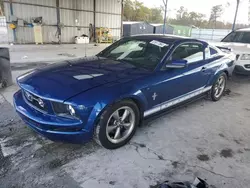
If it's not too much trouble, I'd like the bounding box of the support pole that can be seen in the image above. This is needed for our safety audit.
[162,0,168,34]
[9,0,16,43]
[93,0,96,41]
[121,0,124,37]
[232,0,240,31]
[56,0,61,44]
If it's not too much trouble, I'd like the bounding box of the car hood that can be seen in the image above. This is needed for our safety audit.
[17,56,150,101]
[211,42,250,54]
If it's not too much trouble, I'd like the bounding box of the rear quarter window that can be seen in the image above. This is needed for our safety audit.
[210,47,218,55]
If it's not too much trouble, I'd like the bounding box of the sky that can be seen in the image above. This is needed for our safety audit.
[141,0,249,24]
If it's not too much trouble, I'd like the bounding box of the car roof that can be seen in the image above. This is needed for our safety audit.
[236,28,250,32]
[127,34,191,43]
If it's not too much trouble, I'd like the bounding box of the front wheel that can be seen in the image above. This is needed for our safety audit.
[94,100,140,149]
[210,72,227,101]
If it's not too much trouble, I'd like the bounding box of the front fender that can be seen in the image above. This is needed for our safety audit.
[67,83,148,133]
[86,89,148,131]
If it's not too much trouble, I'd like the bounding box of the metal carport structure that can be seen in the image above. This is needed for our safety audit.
[2,0,122,44]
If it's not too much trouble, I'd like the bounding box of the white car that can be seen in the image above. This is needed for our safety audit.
[216,28,250,74]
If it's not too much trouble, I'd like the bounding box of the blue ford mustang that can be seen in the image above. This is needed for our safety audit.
[13,35,235,149]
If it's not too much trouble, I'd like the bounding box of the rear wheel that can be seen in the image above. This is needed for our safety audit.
[210,72,227,101]
[94,100,140,149]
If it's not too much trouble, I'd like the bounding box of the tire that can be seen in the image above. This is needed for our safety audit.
[94,100,140,149]
[210,72,227,101]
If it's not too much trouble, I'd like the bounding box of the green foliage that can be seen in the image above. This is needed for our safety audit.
[208,5,224,28]
[123,0,163,23]
[169,6,206,27]
[123,0,248,29]
[0,0,4,16]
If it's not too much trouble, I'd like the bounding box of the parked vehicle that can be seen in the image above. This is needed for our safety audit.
[13,35,235,149]
[219,28,250,74]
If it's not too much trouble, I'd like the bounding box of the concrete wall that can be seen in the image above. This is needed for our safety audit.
[3,0,122,44]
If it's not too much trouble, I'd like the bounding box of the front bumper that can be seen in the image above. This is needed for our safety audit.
[234,59,250,74]
[234,65,250,75]
[13,90,92,143]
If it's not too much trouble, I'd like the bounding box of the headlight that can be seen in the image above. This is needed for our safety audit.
[67,105,76,116]
[240,54,250,60]
[52,102,78,119]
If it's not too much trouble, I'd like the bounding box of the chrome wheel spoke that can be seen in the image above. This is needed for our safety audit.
[122,123,131,128]
[218,78,223,85]
[114,127,121,139]
[121,109,129,121]
[107,125,117,133]
[113,110,120,121]
[214,88,219,96]
[214,87,219,94]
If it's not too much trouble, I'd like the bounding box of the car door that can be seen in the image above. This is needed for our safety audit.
[159,42,212,105]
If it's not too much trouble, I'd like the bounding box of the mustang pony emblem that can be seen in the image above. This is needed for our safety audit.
[152,92,157,100]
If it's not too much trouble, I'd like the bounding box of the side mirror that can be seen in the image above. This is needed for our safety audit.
[165,59,188,69]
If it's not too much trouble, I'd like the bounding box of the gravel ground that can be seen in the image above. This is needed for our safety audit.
[0,74,250,188]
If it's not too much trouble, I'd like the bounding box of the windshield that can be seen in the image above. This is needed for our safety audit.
[98,38,170,70]
[222,31,250,44]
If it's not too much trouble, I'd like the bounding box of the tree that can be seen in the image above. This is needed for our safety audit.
[134,0,149,21]
[176,6,188,20]
[188,12,206,27]
[0,0,4,16]
[123,0,163,23]
[123,0,134,21]
[123,1,246,30]
[209,5,224,29]
[150,8,163,23]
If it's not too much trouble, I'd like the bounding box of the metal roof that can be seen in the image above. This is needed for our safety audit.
[123,21,141,25]
[150,23,163,26]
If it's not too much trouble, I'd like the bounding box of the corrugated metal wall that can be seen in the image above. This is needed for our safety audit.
[0,17,8,43]
[95,0,121,40]
[3,2,14,42]
[59,0,94,43]
[3,0,122,43]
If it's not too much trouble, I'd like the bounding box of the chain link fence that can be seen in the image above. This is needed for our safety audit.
[191,29,232,42]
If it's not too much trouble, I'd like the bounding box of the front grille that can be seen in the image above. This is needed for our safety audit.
[22,90,48,112]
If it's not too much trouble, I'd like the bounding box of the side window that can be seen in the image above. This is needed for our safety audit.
[171,43,204,64]
[205,46,219,59]
[210,47,218,56]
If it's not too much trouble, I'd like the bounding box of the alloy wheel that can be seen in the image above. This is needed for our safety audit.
[214,76,226,98]
[106,106,136,144]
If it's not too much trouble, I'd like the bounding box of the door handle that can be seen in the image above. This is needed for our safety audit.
[201,67,206,72]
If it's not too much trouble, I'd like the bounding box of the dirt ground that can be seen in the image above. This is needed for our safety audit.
[0,74,250,188]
